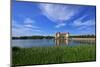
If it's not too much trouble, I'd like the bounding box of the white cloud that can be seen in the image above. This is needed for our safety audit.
[79,26,95,35]
[23,18,40,29]
[24,18,35,24]
[55,23,66,28]
[72,15,96,31]
[12,18,43,36]
[39,4,82,22]
[12,20,23,28]
[24,24,33,27]
[24,24,40,29]
[73,18,95,26]
[39,3,82,28]
[72,15,95,31]
[23,27,42,32]
[12,26,43,36]
[12,28,23,37]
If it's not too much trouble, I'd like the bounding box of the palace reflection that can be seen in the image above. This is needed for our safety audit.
[55,32,69,46]
[55,39,69,46]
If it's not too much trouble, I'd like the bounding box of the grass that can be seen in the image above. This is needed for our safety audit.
[12,44,96,66]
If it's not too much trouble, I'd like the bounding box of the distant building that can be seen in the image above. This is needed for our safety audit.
[55,32,69,39]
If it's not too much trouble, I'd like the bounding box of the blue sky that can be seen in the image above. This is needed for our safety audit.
[12,0,96,36]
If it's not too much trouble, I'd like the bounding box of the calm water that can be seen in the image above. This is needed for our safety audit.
[12,39,95,48]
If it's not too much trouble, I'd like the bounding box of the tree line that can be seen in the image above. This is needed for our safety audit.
[69,34,96,38]
[12,36,54,39]
[12,34,96,39]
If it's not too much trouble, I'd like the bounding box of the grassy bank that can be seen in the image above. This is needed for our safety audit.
[12,45,96,66]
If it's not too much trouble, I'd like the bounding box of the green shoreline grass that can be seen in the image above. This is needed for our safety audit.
[12,44,96,66]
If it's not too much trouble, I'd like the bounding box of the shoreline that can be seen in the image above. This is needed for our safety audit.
[71,38,96,41]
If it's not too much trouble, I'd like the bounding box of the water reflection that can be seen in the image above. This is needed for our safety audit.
[12,38,96,48]
[55,39,69,46]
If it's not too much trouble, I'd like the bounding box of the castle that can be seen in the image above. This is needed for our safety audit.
[55,32,69,39]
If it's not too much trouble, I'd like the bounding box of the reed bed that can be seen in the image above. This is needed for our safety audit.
[12,44,96,66]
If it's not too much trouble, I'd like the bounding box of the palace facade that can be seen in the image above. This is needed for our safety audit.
[55,32,69,39]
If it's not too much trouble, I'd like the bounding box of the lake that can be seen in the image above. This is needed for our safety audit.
[12,38,95,48]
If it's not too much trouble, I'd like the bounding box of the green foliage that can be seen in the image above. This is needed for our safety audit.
[12,36,54,39]
[12,47,20,51]
[12,34,96,39]
[69,34,96,38]
[12,45,96,66]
